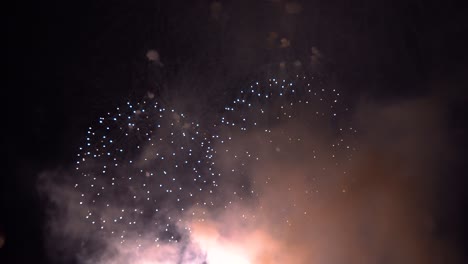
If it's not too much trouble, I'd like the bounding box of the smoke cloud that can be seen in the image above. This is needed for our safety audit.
[38,91,460,263]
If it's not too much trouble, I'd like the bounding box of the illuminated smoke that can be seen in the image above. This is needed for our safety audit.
[146,50,161,63]
[38,73,459,263]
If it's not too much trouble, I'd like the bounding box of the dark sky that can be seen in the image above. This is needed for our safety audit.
[4,0,468,263]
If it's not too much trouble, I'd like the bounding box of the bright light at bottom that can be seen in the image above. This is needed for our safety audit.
[193,228,252,264]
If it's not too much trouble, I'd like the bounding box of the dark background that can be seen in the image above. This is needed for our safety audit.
[4,0,467,263]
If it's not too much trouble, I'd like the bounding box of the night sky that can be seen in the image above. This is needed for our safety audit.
[4,1,468,263]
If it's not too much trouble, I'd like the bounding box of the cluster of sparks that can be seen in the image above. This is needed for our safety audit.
[74,73,357,260]
[210,74,357,224]
[75,100,216,246]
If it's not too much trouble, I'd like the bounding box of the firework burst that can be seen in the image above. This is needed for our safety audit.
[74,97,216,247]
[70,72,357,263]
[210,72,357,223]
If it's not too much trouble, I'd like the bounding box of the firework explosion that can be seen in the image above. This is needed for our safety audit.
[74,98,218,247]
[59,71,358,263]
[36,64,458,263]
[209,73,357,222]
[6,0,461,262]
[213,74,356,180]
